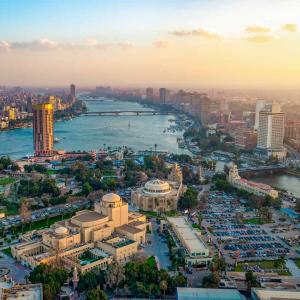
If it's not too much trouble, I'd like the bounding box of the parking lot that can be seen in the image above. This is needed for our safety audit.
[201,191,291,263]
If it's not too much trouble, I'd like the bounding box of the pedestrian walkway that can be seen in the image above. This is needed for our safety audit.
[286,259,300,277]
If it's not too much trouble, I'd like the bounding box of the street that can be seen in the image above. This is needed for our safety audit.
[143,219,171,269]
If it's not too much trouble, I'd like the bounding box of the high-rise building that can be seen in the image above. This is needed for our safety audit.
[70,83,76,97]
[254,100,266,130]
[33,103,54,156]
[159,88,167,104]
[146,88,154,101]
[257,103,286,159]
[235,128,257,151]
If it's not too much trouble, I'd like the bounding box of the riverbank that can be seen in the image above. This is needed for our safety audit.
[0,97,188,159]
[0,100,86,132]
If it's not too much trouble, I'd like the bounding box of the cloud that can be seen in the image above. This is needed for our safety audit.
[117,41,134,50]
[245,26,270,33]
[0,41,10,51]
[170,28,221,39]
[245,34,274,43]
[0,38,134,51]
[282,23,298,32]
[1,38,58,51]
[152,40,169,48]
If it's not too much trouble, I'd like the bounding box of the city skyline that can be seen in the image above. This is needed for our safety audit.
[0,0,300,88]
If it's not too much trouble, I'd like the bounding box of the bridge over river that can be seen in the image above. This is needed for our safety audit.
[82,110,173,116]
[238,165,287,174]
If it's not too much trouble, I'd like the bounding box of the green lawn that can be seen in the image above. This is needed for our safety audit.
[295,259,300,269]
[0,178,15,186]
[192,223,201,229]
[9,213,74,235]
[147,256,157,268]
[139,210,157,217]
[243,218,264,225]
[234,260,291,275]
[102,169,115,176]
[1,247,12,256]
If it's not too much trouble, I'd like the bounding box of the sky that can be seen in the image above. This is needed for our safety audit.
[0,0,300,89]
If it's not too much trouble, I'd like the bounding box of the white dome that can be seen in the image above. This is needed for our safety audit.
[102,193,121,203]
[55,226,68,235]
[144,179,171,195]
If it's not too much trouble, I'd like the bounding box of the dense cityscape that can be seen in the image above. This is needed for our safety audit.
[1,1,300,300]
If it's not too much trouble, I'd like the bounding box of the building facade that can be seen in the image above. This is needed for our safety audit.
[33,103,54,156]
[257,103,286,159]
[235,128,257,151]
[11,193,148,272]
[131,164,184,213]
[228,164,278,198]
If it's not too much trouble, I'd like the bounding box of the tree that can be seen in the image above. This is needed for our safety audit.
[178,187,198,210]
[235,212,244,224]
[210,256,226,274]
[29,264,68,300]
[245,270,257,289]
[202,272,220,288]
[86,288,108,300]
[19,198,31,231]
[296,199,300,212]
[106,263,125,295]
[160,280,168,296]
[259,207,272,223]
[82,182,93,196]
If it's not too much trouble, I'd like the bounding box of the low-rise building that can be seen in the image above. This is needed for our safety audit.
[11,192,148,272]
[167,216,211,266]
[0,277,42,300]
[176,288,245,300]
[228,164,278,198]
[131,164,184,213]
[235,128,257,151]
[251,288,300,300]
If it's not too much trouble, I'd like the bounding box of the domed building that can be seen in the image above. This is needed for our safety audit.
[131,164,184,213]
[13,192,148,271]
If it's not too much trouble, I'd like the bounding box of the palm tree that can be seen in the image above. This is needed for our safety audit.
[160,280,168,297]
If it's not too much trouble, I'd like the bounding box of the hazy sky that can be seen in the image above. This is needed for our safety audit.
[0,0,300,88]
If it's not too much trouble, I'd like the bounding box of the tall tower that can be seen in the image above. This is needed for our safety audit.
[70,83,76,98]
[257,103,285,158]
[146,88,154,101]
[73,266,79,290]
[168,163,183,184]
[159,88,167,104]
[33,103,54,156]
[254,100,266,131]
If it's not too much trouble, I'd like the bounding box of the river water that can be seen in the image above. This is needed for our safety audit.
[0,97,186,159]
[251,174,300,198]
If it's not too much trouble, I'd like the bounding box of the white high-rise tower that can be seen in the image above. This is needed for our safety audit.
[257,103,286,159]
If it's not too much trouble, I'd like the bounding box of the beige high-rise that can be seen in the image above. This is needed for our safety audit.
[33,103,54,156]
[257,103,285,158]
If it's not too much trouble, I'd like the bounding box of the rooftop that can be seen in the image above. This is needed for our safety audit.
[72,211,107,223]
[117,224,144,234]
[251,288,300,300]
[102,193,121,203]
[177,288,245,300]
[167,217,208,254]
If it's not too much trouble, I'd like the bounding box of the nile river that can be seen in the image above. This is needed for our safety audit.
[0,97,186,159]
[251,174,300,198]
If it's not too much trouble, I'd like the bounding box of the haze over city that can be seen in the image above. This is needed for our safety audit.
[1,0,300,88]
[1,1,300,300]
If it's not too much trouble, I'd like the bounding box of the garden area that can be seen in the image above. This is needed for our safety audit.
[234,259,291,275]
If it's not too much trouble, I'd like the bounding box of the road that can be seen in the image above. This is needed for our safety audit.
[143,219,171,270]
[0,252,31,282]
[0,200,89,230]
